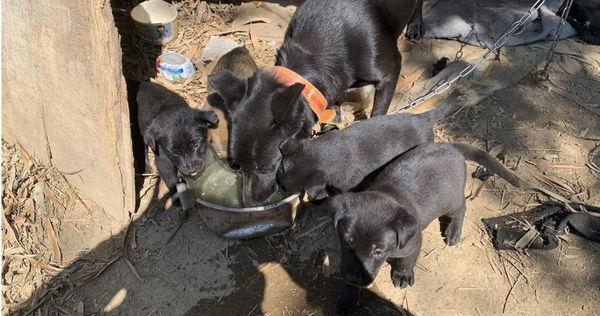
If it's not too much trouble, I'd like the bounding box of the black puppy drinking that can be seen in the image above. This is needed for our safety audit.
[137,82,218,203]
[205,47,258,159]
[323,142,523,313]
[277,103,455,201]
[207,0,424,206]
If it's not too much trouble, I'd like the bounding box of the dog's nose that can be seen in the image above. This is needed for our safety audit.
[228,159,240,170]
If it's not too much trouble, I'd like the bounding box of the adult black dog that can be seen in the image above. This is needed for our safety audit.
[321,142,524,314]
[277,103,455,201]
[138,82,218,202]
[207,0,424,206]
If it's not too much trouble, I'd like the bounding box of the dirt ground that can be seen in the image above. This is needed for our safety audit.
[3,1,600,315]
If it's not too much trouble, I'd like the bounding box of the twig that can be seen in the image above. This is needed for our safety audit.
[23,291,52,316]
[502,274,522,313]
[55,170,93,215]
[217,28,248,36]
[534,187,578,213]
[123,255,143,282]
[122,217,143,282]
[215,285,230,305]
[294,218,331,240]
[166,209,190,244]
[247,304,258,316]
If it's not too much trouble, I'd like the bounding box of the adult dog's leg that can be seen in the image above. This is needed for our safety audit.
[370,50,401,116]
[406,0,424,40]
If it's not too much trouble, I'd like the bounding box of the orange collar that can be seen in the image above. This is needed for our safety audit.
[272,66,336,123]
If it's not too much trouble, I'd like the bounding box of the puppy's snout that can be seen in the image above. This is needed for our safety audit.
[228,159,241,170]
[179,161,202,176]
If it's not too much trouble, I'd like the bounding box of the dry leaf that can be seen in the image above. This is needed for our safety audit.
[44,217,62,266]
[239,17,272,25]
[397,68,426,90]
[530,160,586,169]
[185,44,200,59]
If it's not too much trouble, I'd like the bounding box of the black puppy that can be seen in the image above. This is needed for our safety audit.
[278,103,455,201]
[322,142,523,313]
[205,47,258,159]
[137,82,218,201]
[207,0,424,206]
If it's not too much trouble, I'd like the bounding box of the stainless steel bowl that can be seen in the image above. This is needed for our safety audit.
[186,145,300,239]
[195,193,300,239]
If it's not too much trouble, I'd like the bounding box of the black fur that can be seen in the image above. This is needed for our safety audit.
[206,47,258,159]
[322,142,523,313]
[137,82,218,199]
[207,0,423,206]
[277,104,455,201]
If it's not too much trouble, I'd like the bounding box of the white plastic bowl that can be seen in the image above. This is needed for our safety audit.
[131,0,178,44]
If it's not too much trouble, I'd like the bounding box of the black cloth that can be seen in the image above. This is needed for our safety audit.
[561,0,600,44]
[483,202,600,250]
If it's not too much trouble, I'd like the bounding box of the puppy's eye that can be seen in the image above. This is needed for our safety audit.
[373,250,383,258]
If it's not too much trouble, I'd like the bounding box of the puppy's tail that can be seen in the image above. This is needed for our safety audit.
[422,102,457,123]
[452,143,524,188]
[419,90,466,122]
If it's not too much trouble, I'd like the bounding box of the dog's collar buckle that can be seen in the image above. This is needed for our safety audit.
[272,66,335,123]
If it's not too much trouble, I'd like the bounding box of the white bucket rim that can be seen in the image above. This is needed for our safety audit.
[131,0,178,25]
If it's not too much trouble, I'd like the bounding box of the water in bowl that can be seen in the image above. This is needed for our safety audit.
[186,145,289,208]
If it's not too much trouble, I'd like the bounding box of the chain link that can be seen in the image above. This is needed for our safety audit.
[535,0,574,81]
[391,0,547,113]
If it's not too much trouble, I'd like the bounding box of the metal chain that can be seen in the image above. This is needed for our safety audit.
[535,0,574,81]
[391,0,547,113]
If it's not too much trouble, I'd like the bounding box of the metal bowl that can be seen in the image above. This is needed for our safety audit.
[186,145,300,239]
[195,193,300,239]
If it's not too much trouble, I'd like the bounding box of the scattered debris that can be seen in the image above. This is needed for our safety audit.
[432,57,449,76]
[200,36,239,62]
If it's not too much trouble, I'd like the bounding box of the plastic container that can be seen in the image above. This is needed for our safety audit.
[156,51,195,81]
[131,0,178,44]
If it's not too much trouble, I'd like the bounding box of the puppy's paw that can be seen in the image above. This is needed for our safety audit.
[165,195,182,209]
[405,21,424,40]
[391,268,414,289]
[444,221,462,246]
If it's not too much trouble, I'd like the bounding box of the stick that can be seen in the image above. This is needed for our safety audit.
[502,274,522,313]
[534,187,578,213]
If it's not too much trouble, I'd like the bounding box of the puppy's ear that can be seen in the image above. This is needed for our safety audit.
[303,171,328,201]
[194,110,219,128]
[207,93,226,111]
[389,209,418,249]
[143,119,163,156]
[323,195,348,229]
[279,138,303,156]
[207,70,246,111]
[272,83,306,127]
